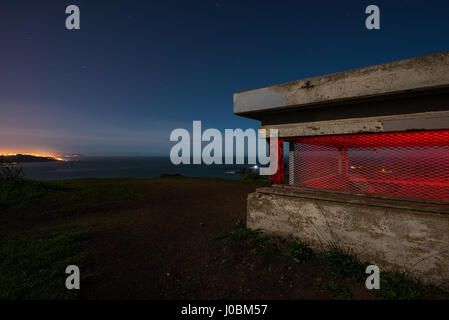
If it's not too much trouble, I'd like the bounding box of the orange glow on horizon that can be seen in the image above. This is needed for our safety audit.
[0,151,64,161]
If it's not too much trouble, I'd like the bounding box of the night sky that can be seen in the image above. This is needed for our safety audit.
[1,0,449,156]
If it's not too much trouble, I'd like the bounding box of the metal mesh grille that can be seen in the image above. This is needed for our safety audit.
[291,130,449,202]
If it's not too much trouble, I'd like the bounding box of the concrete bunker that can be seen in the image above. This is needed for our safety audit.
[234,52,449,289]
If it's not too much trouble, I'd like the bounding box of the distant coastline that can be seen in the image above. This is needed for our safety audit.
[1,154,60,163]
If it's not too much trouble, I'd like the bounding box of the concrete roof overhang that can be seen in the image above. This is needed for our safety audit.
[234,52,449,126]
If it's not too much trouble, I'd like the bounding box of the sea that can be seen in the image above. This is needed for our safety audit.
[18,157,256,181]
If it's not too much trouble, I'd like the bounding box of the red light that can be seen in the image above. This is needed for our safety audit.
[290,130,449,202]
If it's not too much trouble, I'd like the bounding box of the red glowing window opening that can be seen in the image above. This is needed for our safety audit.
[289,130,449,202]
[269,138,284,185]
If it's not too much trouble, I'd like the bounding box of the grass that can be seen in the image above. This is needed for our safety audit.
[0,180,60,211]
[0,179,147,222]
[326,278,353,300]
[0,231,89,300]
[317,247,370,281]
[218,221,448,300]
[377,271,424,300]
[239,173,269,186]
[0,176,261,300]
[283,240,314,262]
[315,247,436,299]
[0,179,147,299]
[2,177,446,300]
[215,220,273,250]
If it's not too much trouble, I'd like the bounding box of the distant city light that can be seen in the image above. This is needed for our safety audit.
[0,152,64,161]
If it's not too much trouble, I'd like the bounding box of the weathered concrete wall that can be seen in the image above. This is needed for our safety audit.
[248,188,449,289]
[235,51,449,115]
[259,111,449,138]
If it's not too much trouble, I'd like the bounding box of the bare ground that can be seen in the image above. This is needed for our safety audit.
[81,178,376,299]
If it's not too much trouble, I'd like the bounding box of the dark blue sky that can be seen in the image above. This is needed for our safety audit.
[1,0,449,155]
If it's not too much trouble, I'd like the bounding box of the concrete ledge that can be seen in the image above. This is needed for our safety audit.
[235,51,449,115]
[258,111,449,138]
[247,187,449,289]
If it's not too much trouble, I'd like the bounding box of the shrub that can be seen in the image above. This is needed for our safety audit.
[0,157,24,181]
[283,240,314,262]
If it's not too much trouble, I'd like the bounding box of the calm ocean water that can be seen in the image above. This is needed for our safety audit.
[19,157,253,181]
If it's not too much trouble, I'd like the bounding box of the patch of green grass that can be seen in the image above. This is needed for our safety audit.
[283,240,314,262]
[217,222,449,299]
[239,173,269,186]
[249,248,259,256]
[0,231,89,300]
[327,278,353,300]
[216,220,273,249]
[318,246,369,281]
[0,180,61,211]
[1,179,147,221]
[377,271,423,300]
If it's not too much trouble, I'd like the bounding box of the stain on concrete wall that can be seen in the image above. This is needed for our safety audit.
[234,87,287,113]
[247,189,449,289]
[234,52,449,115]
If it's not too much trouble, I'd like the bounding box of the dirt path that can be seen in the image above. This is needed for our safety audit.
[84,179,373,299]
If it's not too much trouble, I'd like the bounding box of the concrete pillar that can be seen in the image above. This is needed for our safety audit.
[289,142,295,185]
[269,138,284,185]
